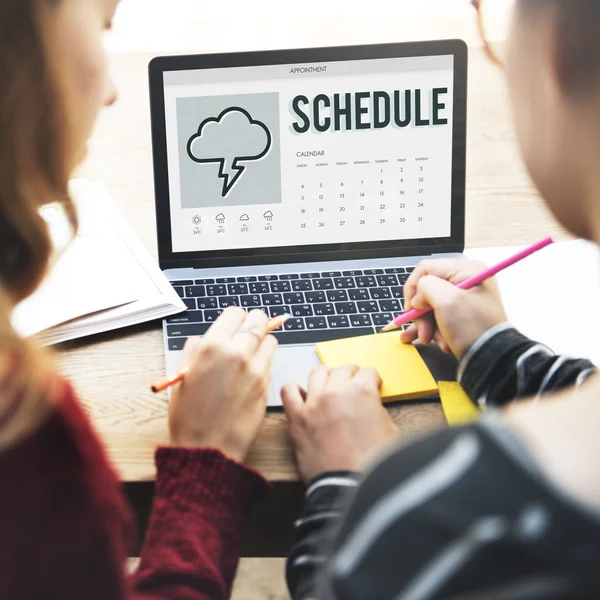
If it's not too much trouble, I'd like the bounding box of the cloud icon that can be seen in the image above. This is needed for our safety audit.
[215,213,225,223]
[187,107,272,198]
[263,210,274,222]
[240,214,250,221]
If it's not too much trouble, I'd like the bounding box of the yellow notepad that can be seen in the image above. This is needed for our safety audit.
[438,381,480,425]
[316,333,438,403]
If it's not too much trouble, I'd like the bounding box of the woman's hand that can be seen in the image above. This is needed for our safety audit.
[282,365,399,483]
[168,307,278,462]
[400,259,508,359]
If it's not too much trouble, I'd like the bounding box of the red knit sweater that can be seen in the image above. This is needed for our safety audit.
[0,379,268,599]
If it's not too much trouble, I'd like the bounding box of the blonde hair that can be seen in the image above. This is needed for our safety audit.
[0,0,77,449]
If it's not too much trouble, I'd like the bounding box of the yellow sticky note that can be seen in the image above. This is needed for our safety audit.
[316,333,438,403]
[438,381,480,426]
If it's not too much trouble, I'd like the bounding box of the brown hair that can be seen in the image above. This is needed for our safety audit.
[520,0,600,95]
[0,0,77,448]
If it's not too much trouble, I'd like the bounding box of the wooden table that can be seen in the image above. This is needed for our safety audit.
[58,47,568,556]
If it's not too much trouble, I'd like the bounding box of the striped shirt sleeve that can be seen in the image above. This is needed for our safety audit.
[458,324,596,408]
[286,327,599,599]
[288,423,600,600]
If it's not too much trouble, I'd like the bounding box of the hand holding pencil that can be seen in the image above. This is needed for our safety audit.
[397,238,553,358]
[163,307,283,462]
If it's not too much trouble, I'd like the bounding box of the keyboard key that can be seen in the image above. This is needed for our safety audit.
[219,296,240,308]
[168,338,188,351]
[216,277,236,283]
[384,268,406,274]
[391,287,404,299]
[377,275,398,286]
[166,311,205,324]
[279,274,299,280]
[327,315,350,328]
[258,274,279,281]
[236,276,257,282]
[204,309,223,322]
[283,292,305,305]
[334,277,355,289]
[263,294,283,306]
[256,306,269,315]
[406,267,415,273]
[250,282,269,294]
[380,299,402,312]
[327,290,348,302]
[206,284,226,296]
[364,269,384,275]
[167,323,210,337]
[195,278,215,285]
[357,301,379,313]
[313,278,334,290]
[292,280,312,292]
[335,302,358,315]
[228,283,248,295]
[370,288,391,300]
[342,270,363,276]
[240,295,261,307]
[284,318,306,331]
[372,313,394,327]
[185,285,206,298]
[197,297,218,309]
[398,274,410,284]
[272,328,372,345]
[321,271,341,278]
[314,303,335,316]
[183,298,196,310]
[350,314,372,327]
[349,289,369,301]
[356,276,376,288]
[292,305,313,317]
[269,305,290,318]
[172,280,193,286]
[306,316,327,329]
[270,281,292,293]
[173,287,185,298]
[300,272,320,279]
[305,291,326,303]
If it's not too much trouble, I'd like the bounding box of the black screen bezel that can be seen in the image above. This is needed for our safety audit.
[149,40,468,270]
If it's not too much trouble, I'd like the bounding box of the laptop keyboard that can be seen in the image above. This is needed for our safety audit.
[165,266,415,350]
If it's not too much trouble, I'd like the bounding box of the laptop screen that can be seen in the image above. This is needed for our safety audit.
[161,53,456,256]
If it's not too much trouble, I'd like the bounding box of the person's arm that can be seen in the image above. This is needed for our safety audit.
[286,471,361,600]
[287,420,600,600]
[130,448,267,600]
[458,322,596,407]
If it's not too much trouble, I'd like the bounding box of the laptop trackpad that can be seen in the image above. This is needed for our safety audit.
[268,345,321,407]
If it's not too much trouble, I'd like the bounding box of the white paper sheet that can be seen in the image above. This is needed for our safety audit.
[466,239,600,366]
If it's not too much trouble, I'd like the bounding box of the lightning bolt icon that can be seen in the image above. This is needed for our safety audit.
[217,158,245,197]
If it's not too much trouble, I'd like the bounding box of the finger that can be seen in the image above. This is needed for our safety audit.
[250,333,279,373]
[404,259,487,308]
[231,309,269,357]
[353,367,383,391]
[203,306,247,341]
[281,383,305,421]
[434,330,451,354]
[417,275,463,313]
[400,324,418,345]
[327,364,360,389]
[179,336,203,370]
[415,316,435,346]
[307,365,331,398]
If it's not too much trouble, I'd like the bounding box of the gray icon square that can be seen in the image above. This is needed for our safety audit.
[176,93,282,209]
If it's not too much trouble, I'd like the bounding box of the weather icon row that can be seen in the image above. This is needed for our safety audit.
[193,211,274,226]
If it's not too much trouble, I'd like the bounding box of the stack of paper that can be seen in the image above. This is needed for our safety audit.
[12,180,185,345]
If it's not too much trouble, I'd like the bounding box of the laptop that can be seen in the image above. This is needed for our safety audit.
[148,40,468,406]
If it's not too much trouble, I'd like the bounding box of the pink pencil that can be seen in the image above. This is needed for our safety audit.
[380,237,554,333]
